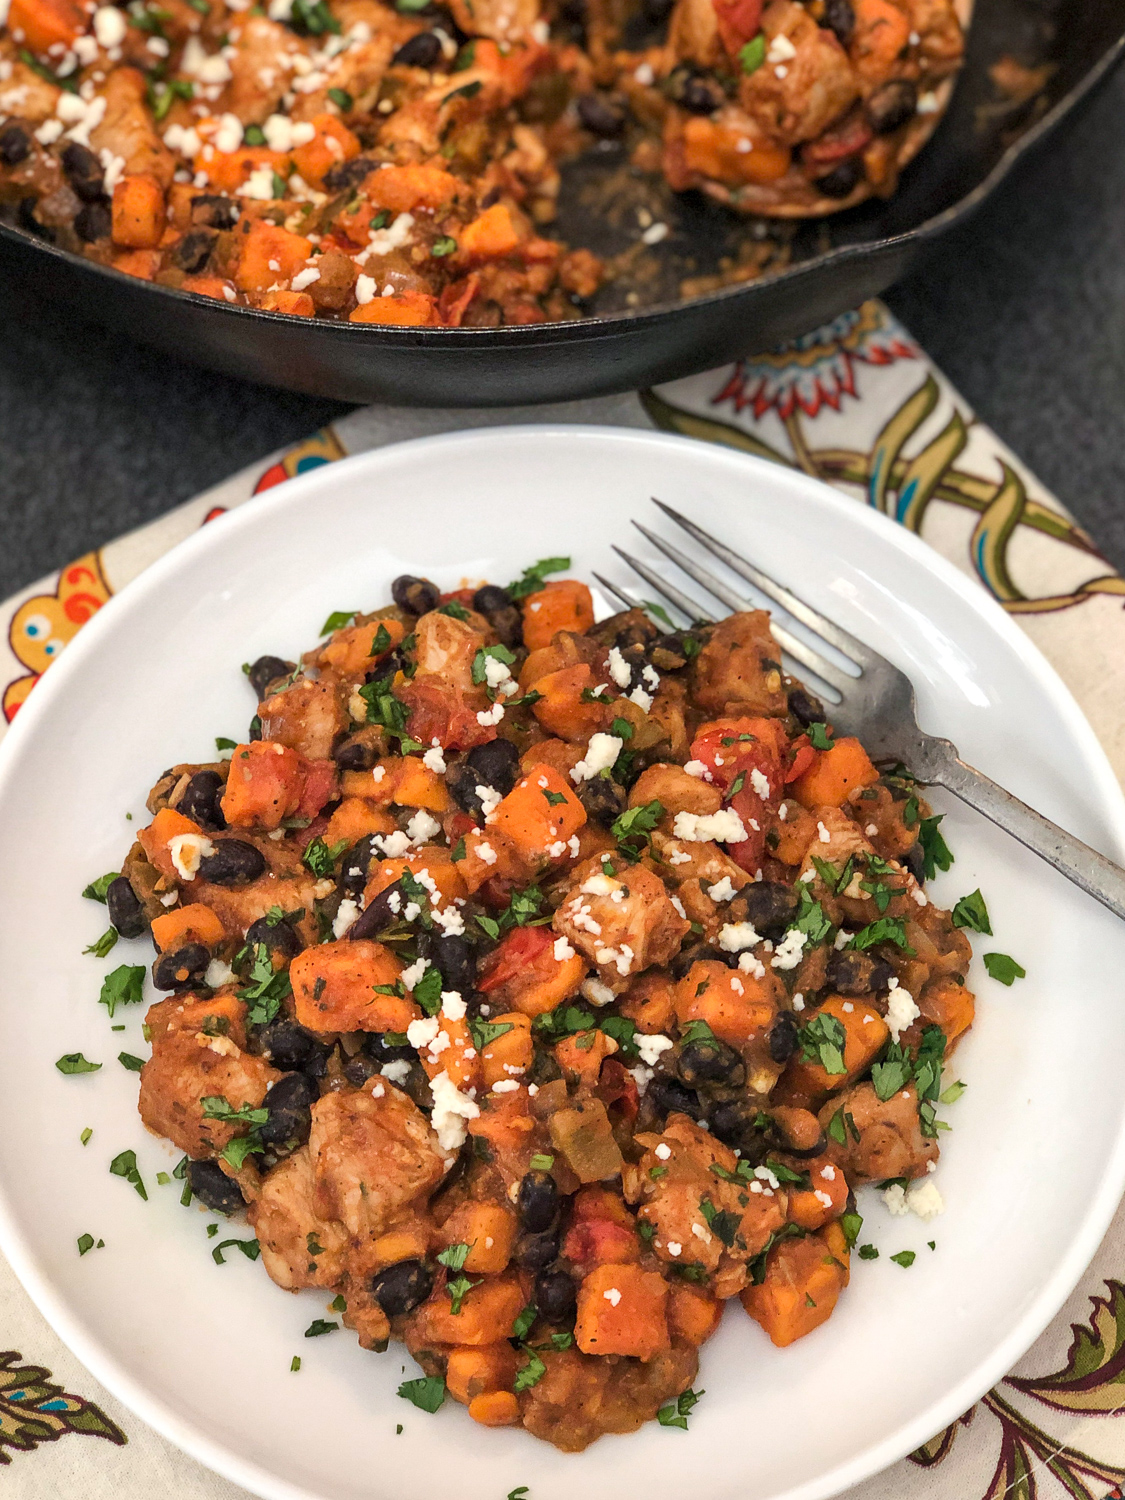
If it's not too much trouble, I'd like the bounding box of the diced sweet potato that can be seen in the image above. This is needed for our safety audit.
[366,164,463,213]
[391,756,450,812]
[555,1029,617,1088]
[681,115,792,183]
[668,1282,723,1345]
[459,202,524,261]
[258,290,315,316]
[220,740,305,830]
[290,940,418,1033]
[324,798,397,846]
[521,580,595,653]
[790,738,879,810]
[918,974,976,1046]
[290,112,361,186]
[478,927,586,1017]
[318,617,405,677]
[480,1011,533,1087]
[575,1263,670,1360]
[365,850,467,912]
[111,174,166,249]
[777,994,889,1106]
[786,1156,849,1230]
[8,0,85,53]
[235,219,313,294]
[418,1272,525,1346]
[530,664,611,742]
[619,972,677,1034]
[447,1343,520,1405]
[150,903,226,953]
[138,806,204,881]
[417,1014,481,1092]
[441,1200,517,1274]
[675,959,779,1047]
[740,1224,849,1346]
[145,991,247,1048]
[468,1390,521,1426]
[488,764,587,864]
[349,292,441,326]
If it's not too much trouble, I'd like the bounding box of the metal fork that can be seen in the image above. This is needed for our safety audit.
[596,499,1125,923]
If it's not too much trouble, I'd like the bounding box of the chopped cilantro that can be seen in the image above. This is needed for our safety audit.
[737,32,765,73]
[612,717,634,740]
[657,1387,704,1429]
[469,1017,514,1050]
[471,642,516,686]
[839,1211,863,1249]
[201,1095,269,1126]
[82,872,118,903]
[99,965,146,1019]
[849,916,913,953]
[398,1375,446,1412]
[56,1053,101,1075]
[890,1250,916,1268]
[431,236,458,257]
[302,836,348,879]
[109,1149,148,1200]
[327,86,353,110]
[80,1128,93,1146]
[83,925,119,957]
[807,722,835,750]
[320,609,356,635]
[514,1346,546,1391]
[939,1079,967,1106]
[437,1242,471,1272]
[530,1152,555,1170]
[918,814,953,878]
[77,1233,97,1255]
[291,1356,302,1372]
[611,799,663,860]
[215,737,237,751]
[858,1244,879,1260]
[118,1052,145,1072]
[213,1237,261,1264]
[984,951,1025,985]
[951,888,991,934]
[798,1012,847,1075]
[412,965,444,1016]
[511,1303,537,1340]
[438,600,471,621]
[507,556,570,601]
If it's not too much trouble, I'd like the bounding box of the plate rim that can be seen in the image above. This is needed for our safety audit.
[1,422,1124,1500]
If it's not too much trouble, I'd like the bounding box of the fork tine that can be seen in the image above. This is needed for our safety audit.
[651,499,880,668]
[611,547,714,624]
[630,523,854,692]
[591,571,672,631]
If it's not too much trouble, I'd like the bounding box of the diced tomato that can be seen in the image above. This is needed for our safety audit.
[399,677,496,752]
[802,114,874,168]
[689,717,786,797]
[296,758,340,820]
[477,925,553,992]
[784,735,817,784]
[727,784,768,874]
[597,1057,639,1121]
[711,0,763,55]
[563,1218,640,1268]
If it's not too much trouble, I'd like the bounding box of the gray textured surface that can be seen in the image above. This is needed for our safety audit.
[0,65,1122,599]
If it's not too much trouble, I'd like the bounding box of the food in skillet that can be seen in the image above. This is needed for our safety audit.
[0,0,965,323]
[96,560,973,1448]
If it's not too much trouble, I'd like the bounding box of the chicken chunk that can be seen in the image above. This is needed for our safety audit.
[553,857,690,991]
[259,676,347,761]
[249,1146,349,1291]
[413,609,489,691]
[139,1016,280,1159]
[631,1113,786,1294]
[219,16,308,124]
[309,1084,448,1246]
[691,611,788,717]
[90,67,176,187]
[0,60,61,123]
[819,1080,938,1183]
[739,1,860,148]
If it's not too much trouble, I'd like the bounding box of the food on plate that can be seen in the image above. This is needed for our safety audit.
[0,0,965,321]
[92,558,975,1448]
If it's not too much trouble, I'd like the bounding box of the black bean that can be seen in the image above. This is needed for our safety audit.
[339,835,379,899]
[17,197,53,242]
[787,686,825,728]
[187,1159,247,1214]
[815,157,863,199]
[902,841,925,885]
[59,142,104,201]
[190,193,239,229]
[669,943,737,979]
[372,1258,433,1317]
[465,737,520,793]
[245,914,301,961]
[867,78,917,134]
[647,1075,702,1119]
[178,769,227,830]
[334,736,378,771]
[826,949,893,996]
[533,1266,577,1324]
[248,655,293,700]
[74,201,111,242]
[472,584,523,648]
[198,840,266,885]
[391,575,441,615]
[172,227,217,274]
[681,75,721,114]
[642,0,674,23]
[254,1017,326,1073]
[0,121,31,165]
[322,155,378,193]
[768,1012,799,1064]
[707,1099,770,1161]
[106,876,147,939]
[515,1228,561,1271]
[577,93,625,137]
[577,775,625,826]
[821,0,854,42]
[363,1030,415,1066]
[417,931,476,994]
[259,1071,318,1147]
[392,30,442,67]
[153,943,210,990]
[677,1037,745,1088]
[727,881,798,942]
[347,879,407,940]
[343,1054,381,1087]
[517,1170,559,1233]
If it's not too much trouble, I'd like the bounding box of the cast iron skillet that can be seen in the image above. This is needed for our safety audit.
[1,0,1122,406]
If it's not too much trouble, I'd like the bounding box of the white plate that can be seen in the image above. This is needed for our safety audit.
[2,426,1125,1500]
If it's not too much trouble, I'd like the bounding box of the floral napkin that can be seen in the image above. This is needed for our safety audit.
[3,300,1125,1500]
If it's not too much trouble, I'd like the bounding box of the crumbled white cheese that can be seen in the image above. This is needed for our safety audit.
[204,958,235,989]
[906,1179,944,1221]
[580,873,618,897]
[708,877,737,903]
[380,1059,412,1084]
[407,1017,440,1049]
[332,898,359,938]
[181,35,232,83]
[606,646,632,688]
[718,921,761,952]
[917,90,940,114]
[882,1183,910,1217]
[683,759,711,781]
[168,833,215,882]
[474,840,497,867]
[354,274,377,304]
[476,783,502,818]
[885,980,920,1042]
[641,222,668,246]
[406,809,442,845]
[571,733,622,783]
[654,1141,672,1161]
[581,977,616,1007]
[93,4,127,45]
[766,31,797,62]
[634,1033,673,1067]
[817,821,831,844]
[666,1240,682,1256]
[430,903,466,936]
[738,951,766,980]
[673,809,747,844]
[422,744,446,774]
[440,991,466,1020]
[750,768,771,799]
[594,943,634,976]
[492,1079,520,1093]
[770,928,807,971]
[428,1069,479,1151]
[627,686,654,712]
[400,957,428,990]
[553,936,575,961]
[262,112,316,152]
[361,211,415,257]
[476,703,505,727]
[602,1287,622,1306]
[239,164,277,201]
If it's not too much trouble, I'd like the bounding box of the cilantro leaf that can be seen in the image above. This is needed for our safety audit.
[951,888,992,934]
[611,799,663,860]
[304,1319,338,1337]
[890,1250,916,1268]
[984,951,1025,985]
[56,1052,102,1074]
[82,872,118,903]
[849,916,913,953]
[513,1346,546,1391]
[213,1237,261,1264]
[109,1149,148,1200]
[918,815,953,879]
[99,964,146,1019]
[871,1045,912,1101]
[657,1387,704,1429]
[321,610,357,635]
[118,1052,145,1072]
[412,964,444,1017]
[84,927,119,958]
[469,1017,514,1050]
[237,942,292,1028]
[436,1242,471,1272]
[507,556,571,601]
[798,1012,847,1075]
[807,722,835,750]
[398,1375,446,1412]
[511,1304,537,1340]
[302,836,348,879]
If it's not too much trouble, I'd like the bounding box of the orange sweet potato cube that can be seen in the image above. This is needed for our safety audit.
[575,1263,670,1361]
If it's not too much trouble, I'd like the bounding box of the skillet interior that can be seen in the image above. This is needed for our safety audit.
[0,0,1121,404]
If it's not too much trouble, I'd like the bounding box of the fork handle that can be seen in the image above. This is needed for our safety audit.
[927,746,1125,922]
